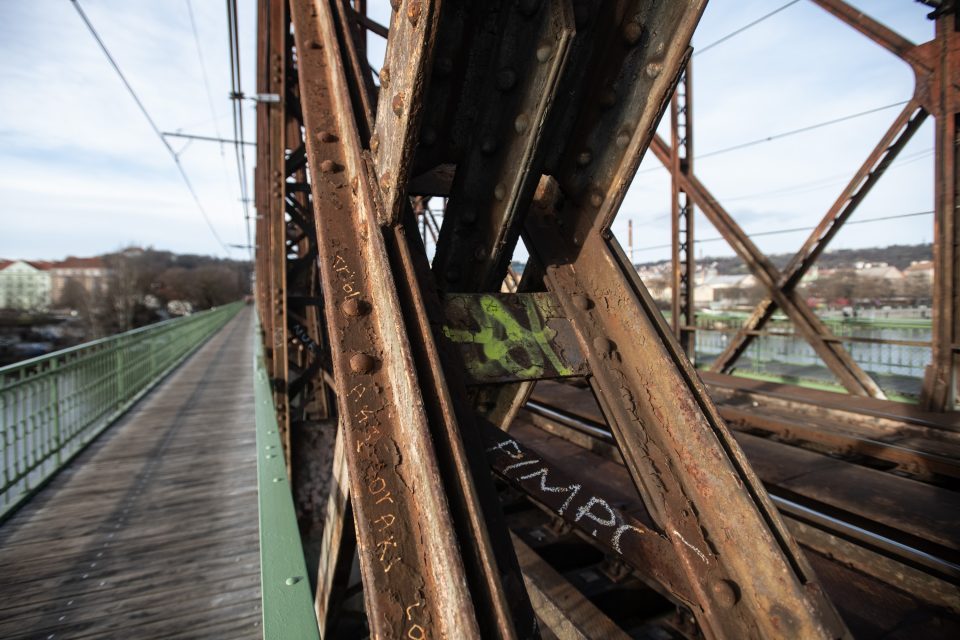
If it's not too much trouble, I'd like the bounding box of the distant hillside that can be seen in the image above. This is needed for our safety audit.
[635,243,933,274]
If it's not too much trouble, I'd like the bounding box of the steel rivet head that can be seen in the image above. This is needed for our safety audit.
[616,129,631,148]
[285,576,303,586]
[518,0,540,17]
[407,0,422,26]
[536,43,553,63]
[307,39,322,50]
[592,336,613,353]
[494,183,507,201]
[349,353,376,375]
[623,22,643,45]
[318,130,337,143]
[272,477,283,483]
[577,150,592,166]
[392,93,405,116]
[481,137,497,155]
[370,134,380,154]
[380,171,393,190]
[342,297,368,317]
[572,294,591,311]
[380,66,391,87]
[712,580,739,608]
[646,62,663,78]
[320,159,337,173]
[514,114,529,134]
[590,191,604,208]
[496,68,516,91]
[435,56,453,76]
[421,126,437,147]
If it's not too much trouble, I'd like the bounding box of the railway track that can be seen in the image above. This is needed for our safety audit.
[488,380,960,638]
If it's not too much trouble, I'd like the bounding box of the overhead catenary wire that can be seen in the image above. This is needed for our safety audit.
[68,0,231,256]
[226,0,253,261]
[633,210,935,253]
[694,0,801,56]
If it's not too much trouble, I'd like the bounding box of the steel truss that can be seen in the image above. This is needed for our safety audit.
[255,0,853,637]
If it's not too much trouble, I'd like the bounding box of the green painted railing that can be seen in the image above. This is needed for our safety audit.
[254,329,319,640]
[0,302,243,522]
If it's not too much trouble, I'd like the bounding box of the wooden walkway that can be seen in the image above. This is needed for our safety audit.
[0,308,261,639]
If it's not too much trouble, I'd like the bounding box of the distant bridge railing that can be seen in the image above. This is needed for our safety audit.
[0,302,243,522]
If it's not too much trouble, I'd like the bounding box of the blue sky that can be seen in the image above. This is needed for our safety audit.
[0,1,935,264]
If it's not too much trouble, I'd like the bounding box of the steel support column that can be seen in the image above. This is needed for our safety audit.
[670,65,696,360]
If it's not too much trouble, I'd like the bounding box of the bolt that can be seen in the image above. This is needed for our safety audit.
[341,297,368,317]
[514,113,529,134]
[435,56,453,76]
[518,0,540,17]
[616,128,631,148]
[712,580,739,608]
[307,39,322,50]
[592,336,613,353]
[623,22,643,45]
[481,136,497,155]
[590,190,604,208]
[646,62,663,78]
[572,294,591,311]
[285,576,303,586]
[421,126,437,146]
[318,130,337,143]
[496,68,516,91]
[407,0,422,26]
[319,159,337,173]
[536,43,553,63]
[392,93,405,116]
[349,353,376,374]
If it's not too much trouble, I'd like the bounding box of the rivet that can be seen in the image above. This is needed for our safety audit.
[342,297,369,317]
[514,114,529,134]
[646,62,663,78]
[494,183,507,201]
[421,126,437,146]
[392,93,405,116]
[623,22,643,45]
[600,89,617,108]
[318,130,337,143]
[590,190,604,208]
[370,134,380,154]
[572,234,583,247]
[407,0,422,26]
[572,294,591,311]
[712,580,739,608]
[481,137,497,155]
[435,56,453,76]
[446,267,460,282]
[576,150,592,166]
[592,336,613,353]
[272,477,283,483]
[518,0,540,17]
[320,159,337,173]
[274,170,282,179]
[349,353,376,374]
[307,39,322,50]
[536,43,553,63]
[266,454,277,459]
[285,576,303,586]
[496,68,516,91]
[380,171,393,190]
[616,129,631,148]
[380,66,391,87]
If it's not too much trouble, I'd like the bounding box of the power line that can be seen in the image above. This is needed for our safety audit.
[694,0,801,56]
[163,131,256,146]
[697,101,910,160]
[68,0,231,256]
[225,0,253,261]
[633,210,934,253]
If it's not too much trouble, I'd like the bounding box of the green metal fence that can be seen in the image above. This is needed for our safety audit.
[254,327,319,640]
[0,302,243,522]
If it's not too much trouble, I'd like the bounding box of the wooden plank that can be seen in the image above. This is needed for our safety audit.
[0,309,260,640]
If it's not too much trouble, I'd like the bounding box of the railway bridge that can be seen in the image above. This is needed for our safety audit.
[3,0,960,638]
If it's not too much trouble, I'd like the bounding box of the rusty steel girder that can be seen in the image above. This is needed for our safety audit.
[255,0,854,637]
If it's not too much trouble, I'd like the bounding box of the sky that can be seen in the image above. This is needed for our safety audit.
[0,1,936,265]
